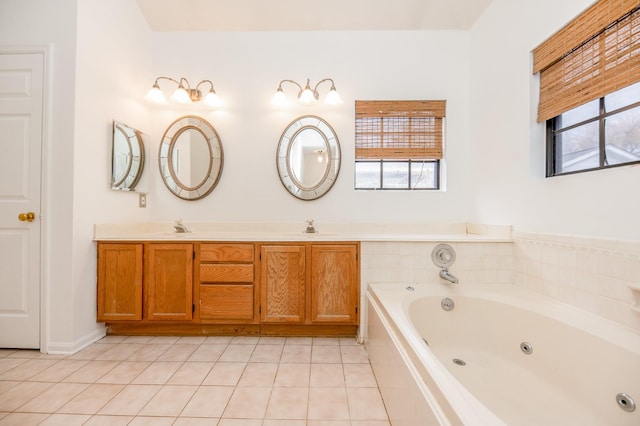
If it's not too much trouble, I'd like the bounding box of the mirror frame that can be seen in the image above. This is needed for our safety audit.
[111,120,145,191]
[276,115,341,201]
[158,115,224,201]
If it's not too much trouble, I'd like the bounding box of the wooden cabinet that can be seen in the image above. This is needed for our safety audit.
[97,243,143,321]
[260,243,359,326]
[260,245,306,323]
[96,240,359,335]
[145,243,193,321]
[97,242,193,323]
[198,243,255,322]
[310,244,359,324]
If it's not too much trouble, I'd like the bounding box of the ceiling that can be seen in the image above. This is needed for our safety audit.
[136,0,493,32]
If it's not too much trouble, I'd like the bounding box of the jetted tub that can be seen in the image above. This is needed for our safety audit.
[365,283,640,425]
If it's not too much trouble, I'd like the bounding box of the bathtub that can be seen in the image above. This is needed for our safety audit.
[365,283,640,425]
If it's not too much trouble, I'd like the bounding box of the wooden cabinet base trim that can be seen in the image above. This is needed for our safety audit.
[106,323,261,336]
[105,323,357,337]
[260,324,357,337]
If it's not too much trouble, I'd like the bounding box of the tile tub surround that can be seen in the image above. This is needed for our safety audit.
[514,231,640,332]
[360,232,640,337]
[360,241,515,287]
[0,336,390,425]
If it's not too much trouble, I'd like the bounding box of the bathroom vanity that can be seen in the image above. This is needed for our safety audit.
[96,239,359,336]
[94,221,512,337]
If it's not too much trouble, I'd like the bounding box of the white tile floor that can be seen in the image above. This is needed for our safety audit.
[0,336,390,425]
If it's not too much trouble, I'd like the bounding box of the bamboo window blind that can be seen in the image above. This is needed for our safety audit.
[355,100,445,160]
[533,0,640,123]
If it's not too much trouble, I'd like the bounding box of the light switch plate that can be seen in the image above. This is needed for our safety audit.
[139,193,147,208]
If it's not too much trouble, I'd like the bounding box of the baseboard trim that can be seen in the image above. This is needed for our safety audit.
[46,326,106,355]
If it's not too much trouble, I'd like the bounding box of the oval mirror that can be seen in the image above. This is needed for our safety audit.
[276,115,340,200]
[159,115,223,200]
[111,120,145,191]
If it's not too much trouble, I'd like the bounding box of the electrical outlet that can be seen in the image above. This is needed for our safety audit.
[139,193,147,208]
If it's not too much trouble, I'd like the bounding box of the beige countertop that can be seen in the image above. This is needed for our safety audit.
[94,222,513,243]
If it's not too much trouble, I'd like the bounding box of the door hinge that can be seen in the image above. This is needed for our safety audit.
[259,306,261,314]
[192,304,195,313]
[193,251,196,260]
[356,306,358,314]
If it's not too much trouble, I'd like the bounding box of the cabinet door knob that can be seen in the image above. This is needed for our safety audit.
[18,212,36,222]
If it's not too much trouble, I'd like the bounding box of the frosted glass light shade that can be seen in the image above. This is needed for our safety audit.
[203,90,222,107]
[298,88,317,105]
[324,88,342,105]
[171,86,191,104]
[270,88,288,106]
[145,84,167,103]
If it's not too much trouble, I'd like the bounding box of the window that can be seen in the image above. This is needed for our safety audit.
[547,82,640,176]
[533,1,640,176]
[355,100,445,190]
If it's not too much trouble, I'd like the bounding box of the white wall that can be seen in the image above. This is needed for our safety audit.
[469,0,640,240]
[145,31,472,225]
[72,0,153,349]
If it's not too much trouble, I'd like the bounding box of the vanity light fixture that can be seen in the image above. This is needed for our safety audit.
[271,78,342,107]
[145,77,222,107]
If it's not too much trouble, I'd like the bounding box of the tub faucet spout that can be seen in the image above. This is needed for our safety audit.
[439,268,459,284]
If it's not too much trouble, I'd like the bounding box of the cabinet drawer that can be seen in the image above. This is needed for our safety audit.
[200,264,254,283]
[200,285,254,320]
[201,244,254,262]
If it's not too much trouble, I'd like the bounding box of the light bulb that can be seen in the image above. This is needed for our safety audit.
[270,87,288,106]
[145,83,167,104]
[203,89,222,107]
[171,86,191,104]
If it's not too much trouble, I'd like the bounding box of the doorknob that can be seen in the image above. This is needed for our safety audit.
[18,212,36,222]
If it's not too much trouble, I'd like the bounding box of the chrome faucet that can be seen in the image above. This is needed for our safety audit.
[305,219,317,233]
[439,268,459,284]
[173,219,190,233]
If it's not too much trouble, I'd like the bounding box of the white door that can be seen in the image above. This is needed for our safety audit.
[0,52,44,349]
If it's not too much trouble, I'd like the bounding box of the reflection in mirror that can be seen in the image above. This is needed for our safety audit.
[111,120,145,191]
[171,126,211,188]
[277,115,340,200]
[159,115,223,200]
[289,127,329,189]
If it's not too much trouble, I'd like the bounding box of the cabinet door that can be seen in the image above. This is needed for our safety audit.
[97,243,143,321]
[260,245,305,323]
[310,244,358,324]
[146,243,193,321]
